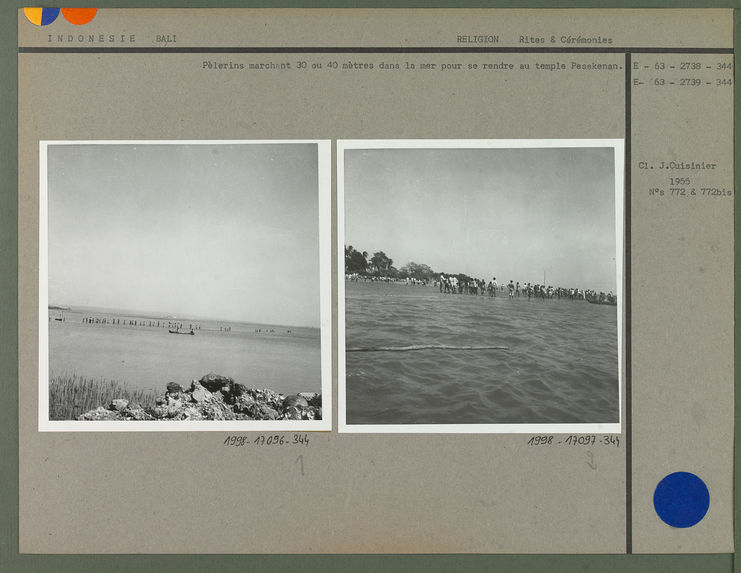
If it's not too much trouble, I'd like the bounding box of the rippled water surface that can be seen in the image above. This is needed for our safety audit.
[48,308,321,395]
[345,281,619,425]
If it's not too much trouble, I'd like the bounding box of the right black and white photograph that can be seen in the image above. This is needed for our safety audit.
[339,140,624,432]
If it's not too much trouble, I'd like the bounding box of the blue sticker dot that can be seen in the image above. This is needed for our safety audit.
[654,472,709,528]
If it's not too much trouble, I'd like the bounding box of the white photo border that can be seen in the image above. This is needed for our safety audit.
[39,139,332,432]
[338,139,624,434]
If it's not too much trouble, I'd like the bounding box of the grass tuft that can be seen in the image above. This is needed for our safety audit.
[49,373,159,420]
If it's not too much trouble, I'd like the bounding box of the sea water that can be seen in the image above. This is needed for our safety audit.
[345,281,619,425]
[48,308,321,396]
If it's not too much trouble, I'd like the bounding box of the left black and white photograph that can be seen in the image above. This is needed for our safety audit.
[39,141,331,431]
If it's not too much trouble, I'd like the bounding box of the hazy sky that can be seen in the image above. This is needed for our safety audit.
[48,143,320,327]
[344,146,618,292]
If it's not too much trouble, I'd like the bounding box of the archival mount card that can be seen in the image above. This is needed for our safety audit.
[18,8,733,554]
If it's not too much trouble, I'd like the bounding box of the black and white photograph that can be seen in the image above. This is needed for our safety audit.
[339,140,623,432]
[40,140,331,431]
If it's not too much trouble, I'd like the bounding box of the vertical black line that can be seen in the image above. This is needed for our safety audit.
[624,51,633,555]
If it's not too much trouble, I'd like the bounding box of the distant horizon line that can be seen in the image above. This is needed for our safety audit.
[47,303,319,330]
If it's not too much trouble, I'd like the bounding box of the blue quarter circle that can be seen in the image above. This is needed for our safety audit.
[40,8,61,26]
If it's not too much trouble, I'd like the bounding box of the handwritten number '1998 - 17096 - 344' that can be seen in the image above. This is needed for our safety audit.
[223,434,310,447]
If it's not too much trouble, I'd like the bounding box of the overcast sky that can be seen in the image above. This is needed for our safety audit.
[344,146,618,292]
[48,143,320,327]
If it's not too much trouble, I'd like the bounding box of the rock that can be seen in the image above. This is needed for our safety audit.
[124,407,154,421]
[191,384,212,404]
[199,372,234,393]
[247,388,283,409]
[166,405,182,418]
[283,395,309,410]
[175,407,204,421]
[232,394,256,414]
[282,406,303,420]
[153,405,169,419]
[109,399,129,412]
[201,402,237,420]
[78,406,122,421]
[250,404,279,420]
[166,382,183,395]
[295,392,321,407]
[262,407,279,420]
[303,407,321,420]
[78,376,323,422]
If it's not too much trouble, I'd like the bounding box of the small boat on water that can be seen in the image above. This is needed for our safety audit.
[169,329,195,335]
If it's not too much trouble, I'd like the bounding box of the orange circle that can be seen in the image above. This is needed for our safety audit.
[61,8,97,25]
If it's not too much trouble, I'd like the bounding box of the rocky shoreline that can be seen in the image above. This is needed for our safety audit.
[77,372,321,421]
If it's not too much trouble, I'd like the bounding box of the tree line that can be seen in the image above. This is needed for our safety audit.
[345,245,458,283]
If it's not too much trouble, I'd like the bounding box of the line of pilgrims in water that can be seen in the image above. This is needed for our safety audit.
[347,272,614,303]
[436,274,612,302]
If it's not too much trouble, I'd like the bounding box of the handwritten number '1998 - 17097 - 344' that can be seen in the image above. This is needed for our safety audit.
[527,435,619,447]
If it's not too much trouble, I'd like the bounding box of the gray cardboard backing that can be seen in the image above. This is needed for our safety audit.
[17,8,734,554]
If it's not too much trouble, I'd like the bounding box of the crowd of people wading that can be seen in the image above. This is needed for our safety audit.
[436,274,616,304]
[344,245,617,305]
